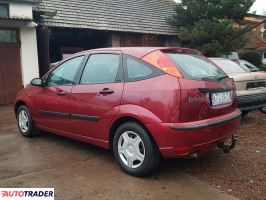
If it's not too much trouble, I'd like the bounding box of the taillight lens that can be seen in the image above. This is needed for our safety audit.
[142,50,182,78]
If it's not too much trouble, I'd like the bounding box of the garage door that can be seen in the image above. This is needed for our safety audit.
[0,29,23,105]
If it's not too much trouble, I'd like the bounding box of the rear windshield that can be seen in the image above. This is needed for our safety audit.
[166,53,228,81]
[211,59,246,74]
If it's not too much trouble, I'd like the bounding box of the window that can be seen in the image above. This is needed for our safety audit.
[0,4,9,18]
[125,56,163,81]
[0,30,17,43]
[47,56,84,86]
[80,54,120,84]
[167,53,228,81]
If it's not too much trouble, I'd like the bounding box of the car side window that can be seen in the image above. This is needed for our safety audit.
[47,56,84,86]
[125,56,164,81]
[80,54,120,84]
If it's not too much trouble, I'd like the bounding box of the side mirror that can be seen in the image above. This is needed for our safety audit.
[31,78,44,87]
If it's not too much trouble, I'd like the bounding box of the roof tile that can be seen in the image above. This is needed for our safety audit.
[34,0,178,35]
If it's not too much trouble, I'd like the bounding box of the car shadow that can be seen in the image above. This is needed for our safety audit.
[36,130,227,178]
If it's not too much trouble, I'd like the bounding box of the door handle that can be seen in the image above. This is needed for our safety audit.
[57,91,68,96]
[99,88,114,95]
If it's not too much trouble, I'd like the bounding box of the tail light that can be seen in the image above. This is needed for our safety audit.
[142,50,183,78]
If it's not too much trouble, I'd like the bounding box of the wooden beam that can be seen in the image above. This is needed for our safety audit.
[36,26,51,77]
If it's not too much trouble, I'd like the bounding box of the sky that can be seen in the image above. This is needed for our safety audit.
[174,0,266,15]
[249,0,266,15]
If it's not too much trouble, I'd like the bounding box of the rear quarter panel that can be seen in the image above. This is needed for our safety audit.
[120,74,181,123]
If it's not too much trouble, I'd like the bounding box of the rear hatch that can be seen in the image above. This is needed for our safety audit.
[142,49,237,123]
[177,77,236,122]
[229,72,266,96]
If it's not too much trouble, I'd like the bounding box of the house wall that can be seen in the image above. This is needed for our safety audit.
[164,36,181,47]
[9,3,33,19]
[109,32,180,47]
[47,28,109,63]
[38,29,180,78]
[20,27,39,86]
[110,33,121,47]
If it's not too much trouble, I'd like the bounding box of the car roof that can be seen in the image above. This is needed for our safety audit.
[76,47,201,58]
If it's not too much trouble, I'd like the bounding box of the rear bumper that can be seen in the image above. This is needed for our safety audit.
[146,109,241,158]
[237,93,266,111]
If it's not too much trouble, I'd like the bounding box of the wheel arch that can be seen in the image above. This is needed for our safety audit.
[15,100,27,117]
[108,116,159,151]
[14,96,36,118]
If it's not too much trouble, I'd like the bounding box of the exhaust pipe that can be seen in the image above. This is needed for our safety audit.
[217,133,238,153]
[189,151,199,159]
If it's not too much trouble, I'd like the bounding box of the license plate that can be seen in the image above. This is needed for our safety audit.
[211,91,232,106]
[247,82,265,90]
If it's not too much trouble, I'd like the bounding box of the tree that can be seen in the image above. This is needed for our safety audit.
[168,0,255,56]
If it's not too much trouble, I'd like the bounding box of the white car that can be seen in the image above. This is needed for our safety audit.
[210,58,266,115]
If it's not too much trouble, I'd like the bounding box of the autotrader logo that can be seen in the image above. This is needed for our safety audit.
[0,188,54,200]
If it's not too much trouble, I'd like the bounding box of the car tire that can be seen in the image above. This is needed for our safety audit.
[17,105,37,137]
[113,122,161,177]
[260,107,266,114]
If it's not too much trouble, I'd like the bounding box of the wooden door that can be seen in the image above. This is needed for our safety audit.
[0,29,23,105]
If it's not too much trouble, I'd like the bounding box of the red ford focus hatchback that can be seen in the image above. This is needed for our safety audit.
[15,47,241,176]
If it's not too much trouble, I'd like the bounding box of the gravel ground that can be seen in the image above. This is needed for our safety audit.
[162,111,266,200]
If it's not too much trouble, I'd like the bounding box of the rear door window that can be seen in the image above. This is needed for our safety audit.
[166,53,228,81]
[125,56,164,82]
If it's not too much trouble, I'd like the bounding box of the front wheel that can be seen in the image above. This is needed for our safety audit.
[113,122,161,177]
[17,105,37,137]
[260,107,266,114]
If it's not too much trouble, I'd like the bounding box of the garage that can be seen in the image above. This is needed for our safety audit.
[0,1,39,105]
[0,28,23,105]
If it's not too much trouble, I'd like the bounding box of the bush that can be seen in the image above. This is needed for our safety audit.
[239,51,262,67]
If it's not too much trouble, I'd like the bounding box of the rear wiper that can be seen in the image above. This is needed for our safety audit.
[217,76,229,81]
[201,76,228,81]
[201,77,216,81]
